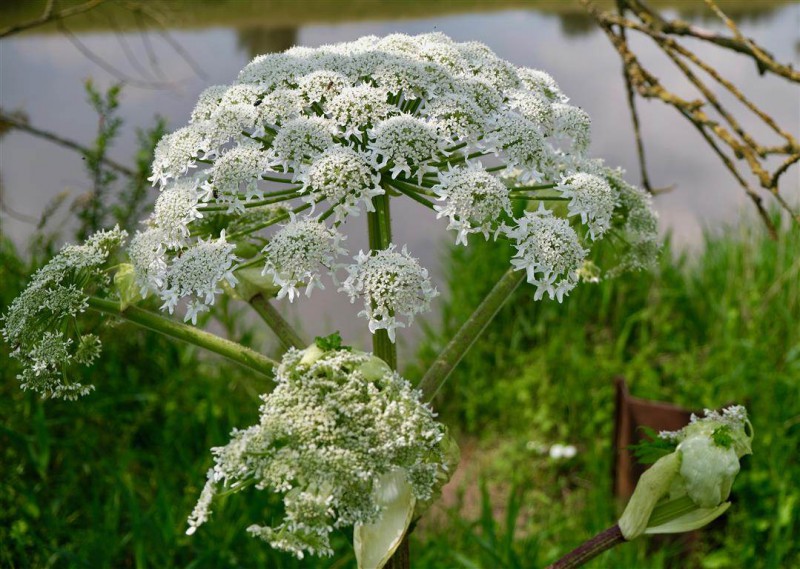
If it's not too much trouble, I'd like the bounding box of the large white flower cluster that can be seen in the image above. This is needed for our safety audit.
[185,342,445,558]
[1,227,127,399]
[137,32,658,340]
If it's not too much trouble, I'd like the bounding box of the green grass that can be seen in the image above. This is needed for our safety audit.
[2,212,797,568]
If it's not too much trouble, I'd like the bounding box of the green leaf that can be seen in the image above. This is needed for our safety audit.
[315,331,350,352]
[628,426,678,465]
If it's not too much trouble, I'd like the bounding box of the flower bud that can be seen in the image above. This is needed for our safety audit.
[618,405,752,540]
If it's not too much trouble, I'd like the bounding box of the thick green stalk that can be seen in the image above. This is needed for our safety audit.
[367,190,397,371]
[87,297,277,376]
[417,267,525,402]
[249,293,305,350]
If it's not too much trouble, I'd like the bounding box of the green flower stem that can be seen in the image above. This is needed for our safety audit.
[390,178,438,197]
[511,195,570,201]
[418,267,525,402]
[226,201,314,241]
[235,254,266,272]
[86,297,278,376]
[249,293,305,350]
[443,141,468,153]
[261,175,298,184]
[433,150,490,168]
[367,191,397,371]
[198,194,298,212]
[387,180,437,210]
[509,183,558,191]
[545,525,626,569]
[318,202,339,222]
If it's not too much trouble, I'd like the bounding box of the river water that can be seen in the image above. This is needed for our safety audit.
[1,2,797,359]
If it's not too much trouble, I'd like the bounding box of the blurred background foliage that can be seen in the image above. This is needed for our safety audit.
[0,82,797,568]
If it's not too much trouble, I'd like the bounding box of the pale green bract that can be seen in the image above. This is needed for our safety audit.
[619,405,753,540]
[185,343,446,559]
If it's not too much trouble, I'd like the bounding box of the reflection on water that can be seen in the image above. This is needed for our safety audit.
[1,2,797,361]
[237,26,297,57]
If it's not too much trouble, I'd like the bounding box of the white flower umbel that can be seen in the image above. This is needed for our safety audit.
[268,116,335,172]
[134,32,659,337]
[433,163,512,245]
[368,115,445,181]
[509,89,555,135]
[517,67,568,103]
[190,85,228,123]
[1,227,127,399]
[298,69,350,105]
[209,84,263,141]
[185,345,445,559]
[421,94,484,142]
[301,146,383,222]
[505,206,588,302]
[492,113,553,182]
[559,172,618,240]
[149,124,210,187]
[326,84,396,139]
[261,217,347,301]
[256,88,304,129]
[160,232,239,323]
[205,143,271,209]
[152,178,204,248]
[552,103,592,155]
[128,228,169,296]
[340,245,438,342]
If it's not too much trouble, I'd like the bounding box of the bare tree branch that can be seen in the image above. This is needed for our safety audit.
[0,110,135,178]
[582,0,800,233]
[0,0,106,39]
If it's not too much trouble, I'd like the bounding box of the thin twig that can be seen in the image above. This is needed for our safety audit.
[0,0,105,39]
[0,111,135,177]
[581,0,799,232]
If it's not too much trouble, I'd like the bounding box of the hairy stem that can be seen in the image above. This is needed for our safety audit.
[249,293,305,350]
[87,297,277,376]
[546,525,626,569]
[418,267,525,402]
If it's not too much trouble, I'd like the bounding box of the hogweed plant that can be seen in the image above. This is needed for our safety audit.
[2,33,751,568]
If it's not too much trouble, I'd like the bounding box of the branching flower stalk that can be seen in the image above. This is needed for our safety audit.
[3,33,673,568]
